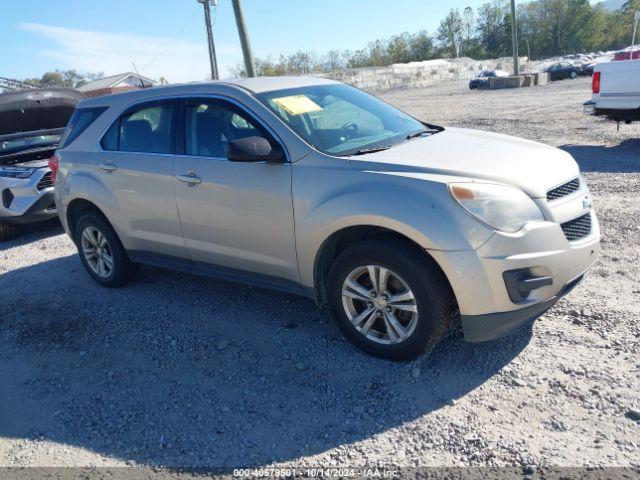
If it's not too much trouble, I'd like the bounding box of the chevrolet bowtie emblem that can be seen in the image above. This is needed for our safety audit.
[583,197,592,210]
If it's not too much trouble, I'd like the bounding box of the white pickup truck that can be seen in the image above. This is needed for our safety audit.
[583,60,640,124]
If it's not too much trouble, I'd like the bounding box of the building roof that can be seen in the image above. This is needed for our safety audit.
[78,72,156,92]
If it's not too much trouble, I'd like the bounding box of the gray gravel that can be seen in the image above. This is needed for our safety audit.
[0,77,638,471]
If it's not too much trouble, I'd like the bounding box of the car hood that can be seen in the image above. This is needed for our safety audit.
[348,127,579,198]
[0,88,83,136]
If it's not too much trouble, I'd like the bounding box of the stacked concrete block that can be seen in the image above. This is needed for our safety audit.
[317,57,529,92]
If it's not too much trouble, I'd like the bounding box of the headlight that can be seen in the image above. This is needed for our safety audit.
[0,166,37,179]
[449,182,544,233]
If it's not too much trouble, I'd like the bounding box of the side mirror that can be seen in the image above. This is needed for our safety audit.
[227,136,285,163]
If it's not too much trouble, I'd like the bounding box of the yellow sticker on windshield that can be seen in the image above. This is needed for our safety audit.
[272,95,322,116]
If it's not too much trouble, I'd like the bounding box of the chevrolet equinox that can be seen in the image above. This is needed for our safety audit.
[52,77,600,360]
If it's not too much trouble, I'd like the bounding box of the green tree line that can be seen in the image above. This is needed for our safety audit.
[234,0,639,76]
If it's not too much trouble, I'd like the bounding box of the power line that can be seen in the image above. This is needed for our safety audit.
[142,10,198,72]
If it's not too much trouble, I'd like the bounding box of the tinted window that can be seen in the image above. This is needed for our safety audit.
[59,107,107,148]
[185,102,268,158]
[101,103,173,154]
[101,121,118,151]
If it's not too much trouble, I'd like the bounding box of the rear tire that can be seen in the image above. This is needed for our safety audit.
[0,221,16,242]
[74,213,138,287]
[570,71,578,79]
[327,238,454,361]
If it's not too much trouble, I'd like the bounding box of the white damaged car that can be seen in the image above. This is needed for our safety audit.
[0,88,83,240]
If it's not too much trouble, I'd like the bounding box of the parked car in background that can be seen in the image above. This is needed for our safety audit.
[584,62,598,76]
[584,60,640,125]
[546,62,583,80]
[583,54,614,76]
[469,70,510,89]
[567,60,586,73]
[53,77,599,360]
[0,88,84,240]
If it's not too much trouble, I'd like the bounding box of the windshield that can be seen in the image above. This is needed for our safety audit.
[258,84,429,156]
[0,134,60,154]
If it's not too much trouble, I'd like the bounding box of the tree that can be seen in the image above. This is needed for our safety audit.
[438,9,465,58]
[39,71,66,87]
[519,2,540,59]
[322,50,345,71]
[231,0,627,77]
[476,1,511,58]
[387,33,412,64]
[463,7,476,54]
[409,31,436,61]
[21,70,104,89]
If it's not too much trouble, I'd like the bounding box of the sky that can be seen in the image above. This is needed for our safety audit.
[0,0,604,83]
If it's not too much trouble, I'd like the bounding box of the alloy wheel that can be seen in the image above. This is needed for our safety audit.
[341,265,419,345]
[80,226,114,278]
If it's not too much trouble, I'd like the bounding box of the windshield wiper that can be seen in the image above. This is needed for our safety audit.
[406,129,438,140]
[348,145,393,156]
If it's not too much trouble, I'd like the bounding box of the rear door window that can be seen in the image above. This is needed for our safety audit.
[101,102,174,154]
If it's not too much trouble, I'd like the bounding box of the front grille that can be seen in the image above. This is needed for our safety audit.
[547,178,580,201]
[36,171,53,191]
[561,213,592,241]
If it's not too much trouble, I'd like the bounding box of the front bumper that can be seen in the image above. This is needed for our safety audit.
[2,191,57,224]
[0,168,57,224]
[430,210,600,342]
[461,271,586,342]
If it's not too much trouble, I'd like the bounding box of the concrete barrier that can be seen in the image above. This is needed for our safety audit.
[487,73,551,90]
[535,72,550,86]
[317,57,529,92]
[489,76,524,89]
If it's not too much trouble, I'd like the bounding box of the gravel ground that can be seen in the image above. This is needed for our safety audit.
[0,77,638,472]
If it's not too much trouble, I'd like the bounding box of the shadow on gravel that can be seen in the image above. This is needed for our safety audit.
[561,139,640,173]
[0,218,63,251]
[0,255,532,470]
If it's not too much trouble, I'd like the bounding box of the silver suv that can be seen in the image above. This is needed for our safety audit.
[53,77,600,360]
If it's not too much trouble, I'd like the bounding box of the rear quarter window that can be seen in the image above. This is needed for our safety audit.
[59,107,108,148]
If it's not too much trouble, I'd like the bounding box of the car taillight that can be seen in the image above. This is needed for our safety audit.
[49,154,59,184]
[592,72,601,94]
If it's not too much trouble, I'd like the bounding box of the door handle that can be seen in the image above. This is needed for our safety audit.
[177,173,202,185]
[99,162,117,173]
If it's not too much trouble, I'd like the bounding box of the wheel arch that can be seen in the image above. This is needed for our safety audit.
[66,198,113,245]
[312,224,457,308]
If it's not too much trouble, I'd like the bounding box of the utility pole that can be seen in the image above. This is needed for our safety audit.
[632,11,640,50]
[231,0,256,77]
[198,0,219,80]
[510,0,519,76]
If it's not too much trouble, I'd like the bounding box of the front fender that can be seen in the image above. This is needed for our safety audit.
[293,166,492,288]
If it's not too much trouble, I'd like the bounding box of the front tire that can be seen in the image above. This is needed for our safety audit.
[570,71,578,79]
[74,213,138,287]
[327,238,454,361]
